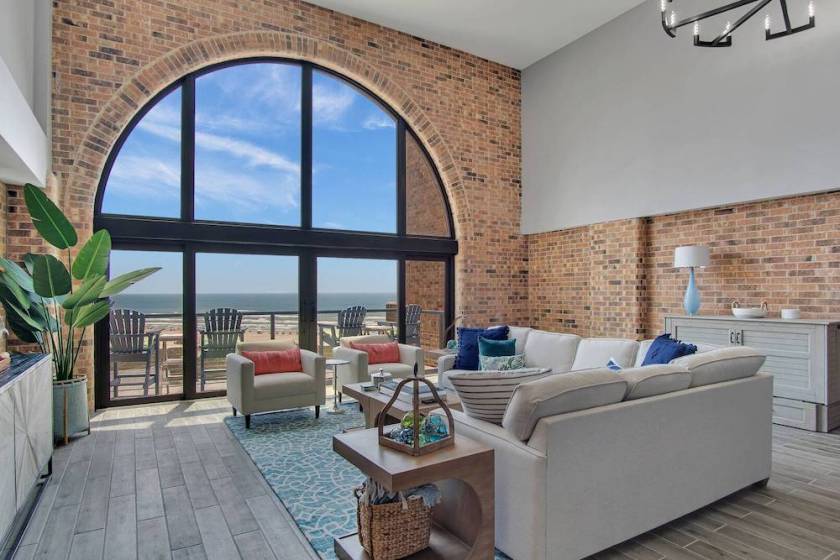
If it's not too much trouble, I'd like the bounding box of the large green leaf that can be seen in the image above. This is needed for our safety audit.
[5,309,42,344]
[22,254,37,275]
[32,254,72,298]
[69,300,111,328]
[62,275,106,309]
[72,230,111,280]
[100,267,161,297]
[0,257,35,292]
[28,301,58,332]
[0,272,31,310]
[23,183,78,249]
[2,299,43,331]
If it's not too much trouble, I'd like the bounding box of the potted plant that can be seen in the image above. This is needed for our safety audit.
[0,184,159,443]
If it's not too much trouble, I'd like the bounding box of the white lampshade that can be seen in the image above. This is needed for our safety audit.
[674,245,710,268]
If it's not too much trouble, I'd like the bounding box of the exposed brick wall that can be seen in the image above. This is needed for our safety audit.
[405,260,446,357]
[528,190,840,340]
[44,0,525,404]
[406,134,450,237]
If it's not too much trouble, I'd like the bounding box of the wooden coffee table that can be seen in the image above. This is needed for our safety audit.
[333,428,494,559]
[342,382,461,429]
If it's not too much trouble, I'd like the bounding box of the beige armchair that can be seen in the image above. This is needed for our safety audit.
[332,335,424,398]
[226,341,325,428]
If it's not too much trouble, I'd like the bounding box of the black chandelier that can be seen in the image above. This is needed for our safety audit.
[661,0,815,47]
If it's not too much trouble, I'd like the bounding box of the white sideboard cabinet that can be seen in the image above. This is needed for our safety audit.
[665,315,840,432]
[0,354,53,553]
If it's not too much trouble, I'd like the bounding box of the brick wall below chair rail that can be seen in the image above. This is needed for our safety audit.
[528,190,840,340]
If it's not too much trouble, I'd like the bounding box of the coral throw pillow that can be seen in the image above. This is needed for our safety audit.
[350,341,401,365]
[241,349,303,375]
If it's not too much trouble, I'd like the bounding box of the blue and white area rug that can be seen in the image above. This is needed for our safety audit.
[225,405,509,559]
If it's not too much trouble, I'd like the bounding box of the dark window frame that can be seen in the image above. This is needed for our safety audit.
[93,57,457,408]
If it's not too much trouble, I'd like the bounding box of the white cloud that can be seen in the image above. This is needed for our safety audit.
[108,155,180,198]
[362,114,395,130]
[138,121,300,174]
[313,83,355,125]
[195,165,299,215]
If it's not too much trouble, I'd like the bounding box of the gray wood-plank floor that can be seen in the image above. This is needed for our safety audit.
[13,398,318,560]
[13,398,840,560]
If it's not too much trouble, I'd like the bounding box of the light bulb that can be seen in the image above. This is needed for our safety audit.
[809,1,815,18]
[693,22,700,36]
[670,11,677,26]
[764,14,771,30]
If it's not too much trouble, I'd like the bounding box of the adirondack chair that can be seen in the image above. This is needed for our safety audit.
[405,304,422,346]
[109,309,161,397]
[375,304,422,343]
[199,308,245,391]
[318,305,367,353]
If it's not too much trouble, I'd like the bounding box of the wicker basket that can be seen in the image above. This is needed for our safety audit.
[355,487,432,560]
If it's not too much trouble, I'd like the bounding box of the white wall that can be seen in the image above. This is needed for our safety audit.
[0,0,51,186]
[522,0,840,234]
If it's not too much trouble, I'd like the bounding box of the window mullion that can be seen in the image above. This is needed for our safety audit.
[181,77,196,222]
[302,64,313,230]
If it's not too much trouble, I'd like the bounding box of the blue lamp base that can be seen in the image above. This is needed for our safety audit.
[683,267,701,316]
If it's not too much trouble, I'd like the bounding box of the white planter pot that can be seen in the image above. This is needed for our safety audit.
[53,377,90,444]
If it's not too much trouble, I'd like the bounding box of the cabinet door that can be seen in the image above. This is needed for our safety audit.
[13,360,53,507]
[0,391,16,543]
[667,318,733,347]
[740,323,824,404]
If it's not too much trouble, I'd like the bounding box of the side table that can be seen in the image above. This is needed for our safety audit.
[326,358,351,414]
[333,428,494,559]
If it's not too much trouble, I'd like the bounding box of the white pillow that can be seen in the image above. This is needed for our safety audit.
[502,369,628,441]
[448,368,552,425]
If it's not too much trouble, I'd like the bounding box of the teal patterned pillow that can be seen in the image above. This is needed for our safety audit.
[479,353,526,371]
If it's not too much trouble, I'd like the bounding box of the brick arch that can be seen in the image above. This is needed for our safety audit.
[65,30,467,240]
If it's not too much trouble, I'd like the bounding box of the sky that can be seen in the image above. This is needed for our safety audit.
[103,62,402,293]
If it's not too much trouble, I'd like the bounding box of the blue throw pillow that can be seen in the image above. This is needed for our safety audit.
[641,334,697,366]
[455,326,509,370]
[478,336,515,358]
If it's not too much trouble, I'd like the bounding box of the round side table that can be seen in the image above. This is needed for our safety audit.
[326,358,351,414]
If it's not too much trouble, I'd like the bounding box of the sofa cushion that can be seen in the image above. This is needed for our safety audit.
[340,334,390,348]
[479,337,516,357]
[508,326,533,355]
[241,349,302,375]
[672,347,766,387]
[641,334,697,366]
[480,354,526,371]
[367,362,414,379]
[502,369,628,441]
[350,341,400,364]
[448,368,552,425]
[620,364,691,400]
[253,372,315,399]
[571,338,640,371]
[455,326,509,371]
[523,330,581,373]
[634,340,719,367]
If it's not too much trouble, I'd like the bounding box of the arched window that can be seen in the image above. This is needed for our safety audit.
[95,59,456,407]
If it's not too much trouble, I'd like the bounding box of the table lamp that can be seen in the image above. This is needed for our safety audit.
[674,245,710,316]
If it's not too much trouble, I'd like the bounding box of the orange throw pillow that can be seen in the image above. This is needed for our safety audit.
[350,341,401,365]
[241,349,302,375]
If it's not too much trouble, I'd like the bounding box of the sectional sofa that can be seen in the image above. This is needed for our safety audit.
[436,327,772,560]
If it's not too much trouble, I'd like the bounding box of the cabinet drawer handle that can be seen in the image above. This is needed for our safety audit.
[729,330,735,344]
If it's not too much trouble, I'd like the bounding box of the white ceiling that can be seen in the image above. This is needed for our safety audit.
[304,0,647,69]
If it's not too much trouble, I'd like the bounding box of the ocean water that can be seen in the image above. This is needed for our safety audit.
[112,292,397,315]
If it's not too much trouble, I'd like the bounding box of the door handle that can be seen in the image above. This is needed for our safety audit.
[729,330,735,344]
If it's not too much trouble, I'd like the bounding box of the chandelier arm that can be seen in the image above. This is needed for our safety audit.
[779,0,793,30]
[670,0,763,30]
[712,0,774,45]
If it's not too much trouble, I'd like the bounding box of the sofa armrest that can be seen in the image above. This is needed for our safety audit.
[438,353,456,375]
[398,344,424,374]
[300,350,326,401]
[333,346,368,383]
[226,353,255,411]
